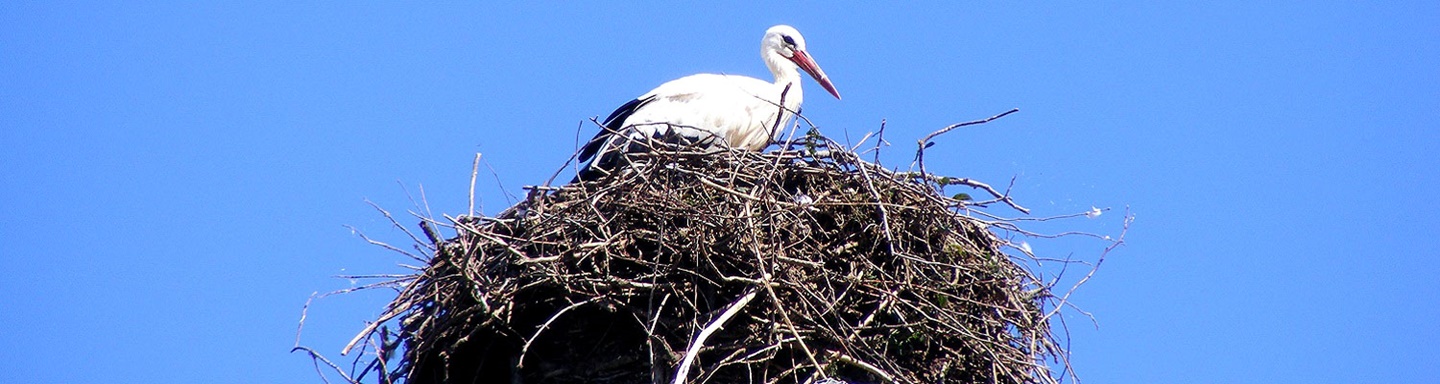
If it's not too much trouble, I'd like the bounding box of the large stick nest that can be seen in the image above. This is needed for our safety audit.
[376,132,1063,384]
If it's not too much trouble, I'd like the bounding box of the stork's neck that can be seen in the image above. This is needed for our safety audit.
[763,50,805,109]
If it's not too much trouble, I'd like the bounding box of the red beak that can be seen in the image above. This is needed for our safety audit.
[790,50,841,100]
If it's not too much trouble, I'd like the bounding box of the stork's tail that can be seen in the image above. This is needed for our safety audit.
[570,124,727,184]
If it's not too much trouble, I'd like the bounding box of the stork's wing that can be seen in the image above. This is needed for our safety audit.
[579,95,658,163]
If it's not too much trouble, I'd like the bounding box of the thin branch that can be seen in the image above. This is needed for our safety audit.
[769,83,794,139]
[914,108,1020,187]
[672,289,758,384]
[363,200,430,257]
[1042,210,1132,326]
[312,113,1127,384]
[901,172,1030,214]
[291,346,355,384]
[344,225,423,263]
[517,297,599,369]
[917,108,1020,154]
[481,156,518,206]
[831,351,897,383]
[874,118,887,164]
[469,152,481,216]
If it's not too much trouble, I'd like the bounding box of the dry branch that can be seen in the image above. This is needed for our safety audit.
[371,129,1067,384]
[307,113,1125,384]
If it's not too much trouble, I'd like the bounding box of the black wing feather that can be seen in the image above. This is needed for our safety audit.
[578,95,658,163]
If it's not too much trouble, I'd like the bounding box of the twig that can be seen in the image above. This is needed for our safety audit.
[914,108,1020,185]
[849,131,875,153]
[770,83,794,139]
[344,225,423,263]
[481,156,518,206]
[1042,210,1131,326]
[854,150,898,256]
[294,292,318,349]
[517,297,599,368]
[900,172,1030,214]
[874,119,887,164]
[917,108,1020,156]
[647,293,673,384]
[291,346,354,384]
[469,153,481,216]
[363,200,433,258]
[341,304,408,356]
[737,175,828,382]
[831,351,897,383]
[672,289,758,384]
[320,123,1123,384]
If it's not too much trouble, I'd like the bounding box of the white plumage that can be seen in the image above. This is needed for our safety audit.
[575,25,841,181]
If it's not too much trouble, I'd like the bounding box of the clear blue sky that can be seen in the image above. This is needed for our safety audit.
[3,2,1437,383]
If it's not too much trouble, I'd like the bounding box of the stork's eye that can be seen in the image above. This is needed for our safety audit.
[782,35,796,46]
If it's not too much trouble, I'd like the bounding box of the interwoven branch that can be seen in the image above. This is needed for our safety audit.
[363,131,1069,384]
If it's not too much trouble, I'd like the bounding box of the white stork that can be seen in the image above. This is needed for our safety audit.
[574,25,841,181]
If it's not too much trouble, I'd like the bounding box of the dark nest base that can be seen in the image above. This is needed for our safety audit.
[374,137,1062,384]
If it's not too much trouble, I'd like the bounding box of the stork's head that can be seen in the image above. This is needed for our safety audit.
[763,25,841,99]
